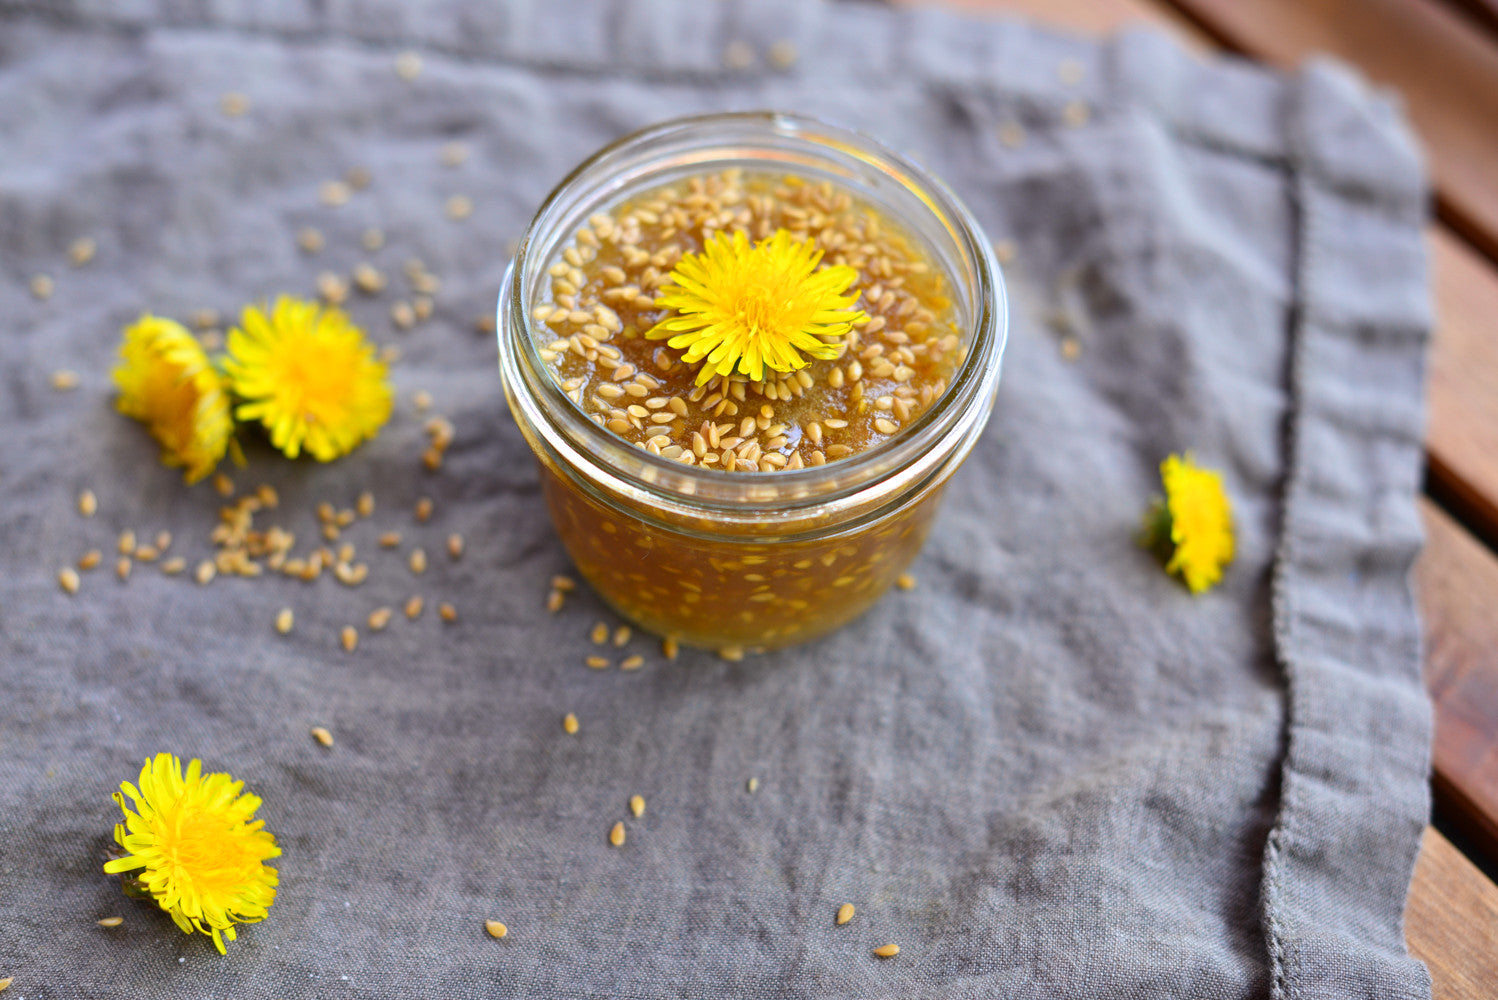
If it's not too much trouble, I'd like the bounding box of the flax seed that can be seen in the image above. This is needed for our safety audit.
[394,50,422,80]
[404,595,425,620]
[630,794,646,817]
[50,369,79,390]
[485,919,508,939]
[547,589,566,613]
[591,622,609,644]
[341,626,358,652]
[29,274,53,300]
[442,142,469,167]
[96,916,124,927]
[873,944,900,958]
[414,497,433,522]
[897,573,916,590]
[438,602,458,622]
[447,533,464,559]
[391,300,416,328]
[78,550,101,571]
[77,489,97,517]
[368,607,393,631]
[585,655,609,670]
[609,821,626,846]
[835,903,855,925]
[69,237,96,266]
[446,195,474,221]
[620,654,644,671]
[298,227,325,253]
[195,560,216,585]
[612,625,631,647]
[276,608,294,634]
[58,567,80,594]
[353,263,385,294]
[116,557,132,581]
[161,557,186,575]
[311,726,334,747]
[746,777,759,793]
[562,712,579,734]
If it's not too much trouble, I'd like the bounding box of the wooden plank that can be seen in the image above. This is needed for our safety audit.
[1406,827,1498,1000]
[1164,0,1498,266]
[1418,499,1498,857]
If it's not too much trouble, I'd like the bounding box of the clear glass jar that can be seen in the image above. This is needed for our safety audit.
[497,112,1007,651]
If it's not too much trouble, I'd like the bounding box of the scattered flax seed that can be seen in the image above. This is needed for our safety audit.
[352,263,386,294]
[442,141,469,167]
[379,531,402,548]
[408,548,428,574]
[414,497,433,522]
[484,919,508,939]
[213,473,234,497]
[1063,100,1091,127]
[97,916,124,928]
[590,622,609,645]
[421,448,443,472]
[276,608,294,634]
[836,903,855,926]
[368,607,393,631]
[118,530,136,555]
[356,491,375,518]
[404,595,425,619]
[719,645,744,662]
[746,777,759,793]
[134,545,159,563]
[474,314,496,336]
[219,91,250,117]
[630,795,645,818]
[723,40,755,70]
[361,228,385,251]
[0,977,11,991]
[993,240,1016,265]
[585,655,610,670]
[662,637,679,660]
[77,489,97,517]
[156,531,172,551]
[340,626,358,652]
[394,50,423,80]
[552,575,577,593]
[311,726,334,748]
[768,39,798,69]
[998,121,1025,149]
[160,557,186,575]
[873,944,900,959]
[319,180,352,207]
[438,602,457,623]
[896,573,917,591]
[195,560,216,585]
[30,274,54,300]
[562,712,579,734]
[58,567,80,594]
[69,237,97,266]
[445,194,474,221]
[609,821,626,847]
[391,300,416,329]
[192,309,220,331]
[612,626,631,647]
[318,272,349,305]
[412,390,433,412]
[345,165,372,191]
[1060,336,1082,361]
[50,369,80,390]
[620,655,644,671]
[546,589,566,613]
[78,550,102,571]
[298,227,325,253]
[446,533,464,559]
[116,557,132,581]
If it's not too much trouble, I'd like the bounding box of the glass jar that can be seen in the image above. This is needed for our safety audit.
[497,112,1006,651]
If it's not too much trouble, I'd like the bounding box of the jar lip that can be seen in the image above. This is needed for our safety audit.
[499,111,1007,514]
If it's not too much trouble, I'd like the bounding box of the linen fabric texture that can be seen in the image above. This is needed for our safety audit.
[0,1,1432,997]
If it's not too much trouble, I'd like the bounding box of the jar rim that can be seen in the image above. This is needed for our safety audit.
[498,111,1007,523]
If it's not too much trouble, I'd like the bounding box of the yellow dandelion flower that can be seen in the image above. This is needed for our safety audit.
[102,753,280,955]
[113,315,235,484]
[224,296,392,461]
[647,228,868,385]
[1140,453,1235,594]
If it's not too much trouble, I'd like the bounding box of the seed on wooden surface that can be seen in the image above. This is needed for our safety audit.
[873,944,900,959]
[412,295,435,322]
[836,903,855,926]
[546,589,566,613]
[630,795,645,818]
[379,531,402,548]
[97,916,124,928]
[368,607,393,631]
[620,655,644,671]
[311,726,334,747]
[352,263,386,294]
[133,545,159,563]
[58,567,80,594]
[445,195,474,221]
[719,645,744,662]
[404,595,424,619]
[1063,100,1090,128]
[438,602,457,623]
[609,821,626,847]
[195,560,216,585]
[612,626,631,647]
[50,369,79,390]
[389,300,415,329]
[662,637,679,660]
[339,626,358,651]
[442,141,469,167]
[414,497,433,522]
[768,39,798,69]
[345,165,372,190]
[440,533,463,560]
[78,550,102,571]
[116,557,132,581]
[591,622,609,645]
[394,50,422,80]
[160,557,186,575]
[408,548,428,574]
[298,227,325,253]
[562,712,579,734]
[319,180,351,207]
[30,274,54,300]
[276,608,295,634]
[77,489,97,517]
[585,655,609,670]
[485,919,508,939]
[219,91,250,117]
[355,491,375,518]
[896,573,917,591]
[746,777,759,793]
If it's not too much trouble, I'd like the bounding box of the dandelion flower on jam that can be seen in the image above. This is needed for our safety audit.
[1140,452,1235,594]
[224,296,393,461]
[102,753,280,955]
[647,228,868,385]
[113,315,235,484]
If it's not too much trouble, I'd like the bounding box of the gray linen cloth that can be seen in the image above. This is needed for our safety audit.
[0,1,1432,997]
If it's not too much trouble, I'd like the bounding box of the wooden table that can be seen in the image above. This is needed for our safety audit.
[907,1,1498,995]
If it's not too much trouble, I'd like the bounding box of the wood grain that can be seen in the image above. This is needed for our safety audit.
[1406,827,1498,1000]
[1165,0,1498,265]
